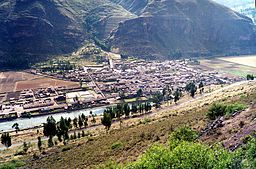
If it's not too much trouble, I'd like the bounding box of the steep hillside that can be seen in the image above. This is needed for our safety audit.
[0,0,255,69]
[0,0,86,68]
[110,0,150,14]
[110,0,256,59]
[0,0,134,69]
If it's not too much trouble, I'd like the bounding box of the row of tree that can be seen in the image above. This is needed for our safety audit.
[101,102,152,131]
[43,112,95,147]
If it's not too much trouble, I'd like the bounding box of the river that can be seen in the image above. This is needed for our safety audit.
[0,106,106,132]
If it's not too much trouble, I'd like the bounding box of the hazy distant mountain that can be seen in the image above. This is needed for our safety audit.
[0,0,255,69]
[213,0,255,23]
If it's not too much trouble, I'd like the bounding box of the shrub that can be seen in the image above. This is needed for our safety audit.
[169,127,198,149]
[207,103,226,120]
[127,142,237,169]
[0,160,25,169]
[111,141,123,150]
[207,103,246,120]
[225,103,246,116]
[242,138,256,168]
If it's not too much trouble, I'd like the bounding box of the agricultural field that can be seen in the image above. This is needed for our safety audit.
[0,71,79,93]
[200,56,256,77]
[219,55,256,68]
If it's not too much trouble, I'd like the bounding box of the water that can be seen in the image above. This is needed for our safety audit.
[0,106,106,132]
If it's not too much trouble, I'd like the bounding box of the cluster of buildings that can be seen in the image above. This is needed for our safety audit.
[36,59,242,101]
[0,58,242,121]
[0,86,105,121]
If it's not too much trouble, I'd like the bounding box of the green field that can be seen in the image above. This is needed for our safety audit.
[200,56,256,77]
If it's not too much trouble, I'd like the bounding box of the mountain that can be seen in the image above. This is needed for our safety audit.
[110,0,256,59]
[0,0,255,68]
[213,0,256,23]
[0,0,135,68]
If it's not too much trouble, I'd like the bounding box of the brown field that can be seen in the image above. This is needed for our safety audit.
[0,71,79,93]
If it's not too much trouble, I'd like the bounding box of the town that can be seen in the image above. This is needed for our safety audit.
[0,58,243,121]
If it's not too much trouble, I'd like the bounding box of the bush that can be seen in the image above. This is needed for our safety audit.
[207,103,226,120]
[242,138,256,168]
[127,142,237,169]
[101,129,256,169]
[111,141,123,150]
[0,160,25,169]
[207,103,246,120]
[225,103,246,116]
[169,127,198,149]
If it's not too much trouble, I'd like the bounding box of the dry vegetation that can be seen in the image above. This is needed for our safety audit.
[16,81,256,169]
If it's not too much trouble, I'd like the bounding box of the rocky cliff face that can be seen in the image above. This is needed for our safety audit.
[110,0,256,59]
[0,0,255,68]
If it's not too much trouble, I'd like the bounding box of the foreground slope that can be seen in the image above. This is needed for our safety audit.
[20,81,256,168]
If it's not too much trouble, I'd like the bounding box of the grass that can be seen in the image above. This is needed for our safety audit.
[0,159,25,169]
[111,141,123,150]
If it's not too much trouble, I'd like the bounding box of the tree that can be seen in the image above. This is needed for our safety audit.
[37,136,42,152]
[43,116,57,147]
[73,117,78,128]
[145,102,152,113]
[152,91,164,108]
[1,132,11,148]
[131,103,138,115]
[207,103,226,120]
[101,112,112,131]
[12,123,20,133]
[84,117,88,128]
[139,103,144,114]
[91,115,96,124]
[174,89,182,103]
[57,117,69,143]
[185,82,197,98]
[105,107,115,119]
[79,80,83,88]
[136,89,143,98]
[123,103,130,117]
[246,74,254,80]
[78,116,83,128]
[199,81,204,94]
[81,113,86,121]
[119,91,126,100]
[67,117,72,129]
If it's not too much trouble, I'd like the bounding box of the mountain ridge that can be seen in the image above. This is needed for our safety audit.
[0,0,255,68]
